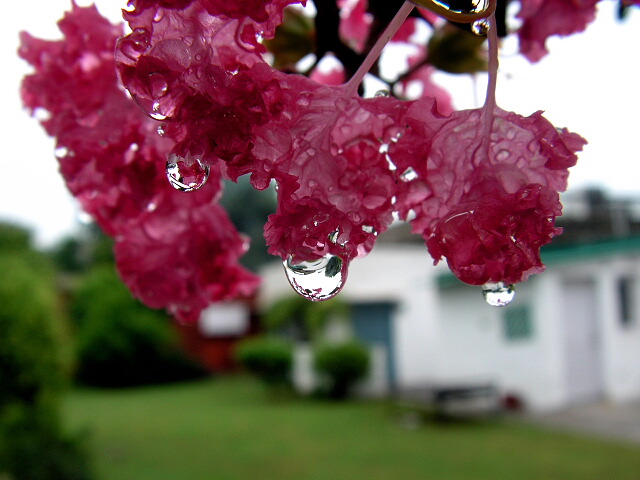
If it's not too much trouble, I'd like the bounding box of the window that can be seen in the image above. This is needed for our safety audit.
[503,305,534,341]
[617,277,635,327]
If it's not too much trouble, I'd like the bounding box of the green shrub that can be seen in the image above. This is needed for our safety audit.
[313,341,370,399]
[0,240,94,480]
[0,404,93,480]
[235,337,293,387]
[0,257,69,410]
[71,267,207,388]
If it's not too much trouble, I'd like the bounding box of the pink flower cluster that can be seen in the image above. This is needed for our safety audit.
[21,0,593,318]
[20,3,259,323]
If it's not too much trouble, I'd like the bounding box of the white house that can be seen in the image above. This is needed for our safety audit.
[260,233,640,413]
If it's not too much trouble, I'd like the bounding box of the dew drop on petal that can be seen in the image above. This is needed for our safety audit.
[157,124,166,136]
[374,89,390,98]
[482,282,515,307]
[149,73,168,98]
[471,19,490,36]
[132,94,168,121]
[166,154,210,192]
[362,225,377,236]
[77,210,93,225]
[54,146,69,159]
[283,254,348,301]
[400,167,418,182]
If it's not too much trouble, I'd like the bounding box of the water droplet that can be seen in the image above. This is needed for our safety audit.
[361,225,377,236]
[146,202,158,212]
[482,282,515,307]
[54,146,69,159]
[153,10,164,22]
[328,229,347,247]
[132,94,168,121]
[374,89,390,98]
[400,167,418,182]
[166,154,210,192]
[471,19,490,36]
[120,28,150,60]
[157,124,166,136]
[77,210,93,225]
[429,0,489,15]
[283,254,347,301]
[34,107,52,121]
[149,73,168,98]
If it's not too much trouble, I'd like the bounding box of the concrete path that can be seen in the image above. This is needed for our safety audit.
[524,401,640,445]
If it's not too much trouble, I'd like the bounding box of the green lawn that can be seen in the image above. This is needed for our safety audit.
[64,377,640,480]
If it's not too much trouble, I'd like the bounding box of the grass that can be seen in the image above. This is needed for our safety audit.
[64,377,640,480]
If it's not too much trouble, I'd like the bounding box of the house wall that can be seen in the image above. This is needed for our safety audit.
[434,276,569,412]
[590,259,640,403]
[259,241,640,411]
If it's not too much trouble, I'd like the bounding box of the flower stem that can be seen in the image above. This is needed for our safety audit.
[344,0,415,96]
[481,13,499,160]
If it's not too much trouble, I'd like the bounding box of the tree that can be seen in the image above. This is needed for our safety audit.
[19,0,636,321]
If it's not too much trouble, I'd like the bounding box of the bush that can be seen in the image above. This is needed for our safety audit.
[71,267,207,388]
[235,337,293,387]
[313,341,370,399]
[0,239,94,480]
[0,404,93,480]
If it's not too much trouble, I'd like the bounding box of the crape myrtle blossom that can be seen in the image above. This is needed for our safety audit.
[20,3,259,323]
[21,0,590,318]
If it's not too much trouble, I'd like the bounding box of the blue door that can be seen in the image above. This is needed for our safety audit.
[351,302,397,389]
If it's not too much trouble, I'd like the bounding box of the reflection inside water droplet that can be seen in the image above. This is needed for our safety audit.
[361,225,378,236]
[400,167,418,182]
[431,0,489,14]
[132,94,167,121]
[166,154,210,192]
[374,89,390,98]
[471,19,490,36]
[482,282,515,307]
[283,254,347,301]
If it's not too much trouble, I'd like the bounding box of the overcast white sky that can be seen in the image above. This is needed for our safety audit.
[1,1,639,246]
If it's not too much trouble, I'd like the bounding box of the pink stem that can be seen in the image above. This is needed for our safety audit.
[344,1,415,96]
[481,14,499,160]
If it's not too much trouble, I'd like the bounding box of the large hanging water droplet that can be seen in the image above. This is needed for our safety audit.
[471,19,490,36]
[427,0,489,14]
[284,254,347,301]
[166,154,210,192]
[482,282,515,307]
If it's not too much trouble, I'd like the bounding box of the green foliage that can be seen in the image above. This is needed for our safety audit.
[0,404,93,480]
[71,267,206,388]
[49,224,115,274]
[235,337,293,387]
[0,254,70,412]
[0,224,94,480]
[263,296,350,341]
[313,341,370,399]
[219,176,276,271]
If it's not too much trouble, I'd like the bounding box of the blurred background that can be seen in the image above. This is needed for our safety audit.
[1,1,639,479]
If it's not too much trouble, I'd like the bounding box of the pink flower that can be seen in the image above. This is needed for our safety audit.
[21,3,259,322]
[394,101,586,284]
[21,0,586,312]
[338,0,373,53]
[517,0,599,62]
